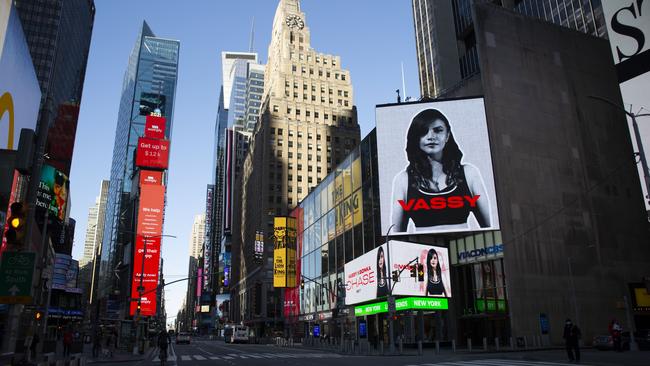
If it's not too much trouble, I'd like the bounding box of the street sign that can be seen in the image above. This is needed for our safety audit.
[0,252,35,304]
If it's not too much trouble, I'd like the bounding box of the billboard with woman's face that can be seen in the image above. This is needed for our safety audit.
[376,98,500,236]
[344,240,451,305]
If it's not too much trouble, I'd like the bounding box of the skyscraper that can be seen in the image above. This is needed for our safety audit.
[98,22,179,318]
[81,180,109,267]
[233,0,360,331]
[189,214,205,259]
[412,0,606,98]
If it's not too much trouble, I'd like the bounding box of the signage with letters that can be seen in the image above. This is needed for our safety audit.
[135,137,170,170]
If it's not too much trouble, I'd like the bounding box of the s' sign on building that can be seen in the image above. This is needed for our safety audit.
[602,0,650,210]
[0,0,41,150]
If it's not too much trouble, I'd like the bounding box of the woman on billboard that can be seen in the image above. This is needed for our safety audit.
[425,249,449,297]
[376,246,389,298]
[391,109,491,233]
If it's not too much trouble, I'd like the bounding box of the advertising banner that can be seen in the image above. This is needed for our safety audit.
[129,235,161,316]
[344,240,451,305]
[35,165,69,222]
[129,184,165,316]
[203,185,214,291]
[216,294,230,318]
[223,129,234,233]
[273,217,297,288]
[135,137,170,170]
[376,98,499,235]
[196,268,203,298]
[139,170,163,186]
[144,115,166,139]
[602,1,650,210]
[0,1,40,151]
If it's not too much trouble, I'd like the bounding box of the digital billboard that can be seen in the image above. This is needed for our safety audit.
[135,137,170,170]
[139,170,163,186]
[0,0,41,150]
[144,115,166,139]
[344,240,451,305]
[273,217,297,288]
[129,184,166,316]
[35,165,69,222]
[139,92,166,116]
[376,98,499,235]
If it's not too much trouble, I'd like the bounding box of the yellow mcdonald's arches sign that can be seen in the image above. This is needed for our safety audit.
[0,92,14,149]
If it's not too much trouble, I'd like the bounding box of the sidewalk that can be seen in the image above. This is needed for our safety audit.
[84,343,154,364]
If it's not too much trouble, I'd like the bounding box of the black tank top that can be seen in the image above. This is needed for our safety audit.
[406,171,473,227]
[427,277,445,296]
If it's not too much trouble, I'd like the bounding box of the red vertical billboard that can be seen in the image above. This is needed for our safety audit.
[284,207,303,318]
[144,115,166,139]
[135,137,170,170]
[130,184,166,316]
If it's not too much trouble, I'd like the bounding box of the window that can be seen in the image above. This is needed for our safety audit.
[277,139,283,146]
[326,71,331,78]
[333,115,337,122]
[298,164,303,171]
[317,144,322,151]
[296,109,301,116]
[338,90,342,96]
[278,129,283,136]
[288,198,293,205]
[298,131,303,138]
[308,133,313,139]
[308,154,313,161]
[317,134,321,140]
[273,105,279,112]
[308,165,313,171]
[306,110,311,117]
[292,65,297,72]
[329,89,333,95]
[288,174,293,181]
[324,114,329,120]
[288,152,293,158]
[308,143,313,150]
[288,141,293,148]
[342,74,346,80]
[298,187,303,194]
[297,153,302,159]
[344,91,349,97]
[288,130,294,137]
[277,150,282,157]
[315,112,319,118]
[288,186,293,192]
[288,163,293,170]
[319,69,323,77]
[326,135,331,142]
[270,128,276,135]
[310,68,314,75]
[308,177,313,183]
[317,167,322,173]
[298,176,303,182]
[317,156,321,162]
[345,101,349,107]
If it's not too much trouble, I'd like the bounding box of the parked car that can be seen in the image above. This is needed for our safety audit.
[176,332,191,344]
[593,331,630,350]
[231,326,249,344]
[634,329,650,350]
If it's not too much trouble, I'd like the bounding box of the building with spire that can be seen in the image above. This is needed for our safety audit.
[231,0,360,335]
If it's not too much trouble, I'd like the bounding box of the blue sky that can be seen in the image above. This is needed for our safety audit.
[69,0,419,324]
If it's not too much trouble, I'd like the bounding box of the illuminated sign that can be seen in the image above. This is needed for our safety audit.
[376,98,500,235]
[139,170,163,186]
[144,115,166,139]
[273,217,297,288]
[135,137,170,170]
[354,297,449,316]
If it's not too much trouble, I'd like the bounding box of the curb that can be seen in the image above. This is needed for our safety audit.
[87,347,155,364]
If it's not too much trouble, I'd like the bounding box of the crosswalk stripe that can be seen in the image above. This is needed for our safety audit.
[247,354,263,358]
[180,355,192,361]
[193,355,207,360]
[410,361,593,366]
[222,356,233,359]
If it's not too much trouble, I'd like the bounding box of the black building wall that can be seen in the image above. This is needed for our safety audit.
[473,3,650,344]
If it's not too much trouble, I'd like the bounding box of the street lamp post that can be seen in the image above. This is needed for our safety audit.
[588,96,650,215]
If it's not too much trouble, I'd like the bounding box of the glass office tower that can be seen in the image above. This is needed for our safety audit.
[98,22,179,318]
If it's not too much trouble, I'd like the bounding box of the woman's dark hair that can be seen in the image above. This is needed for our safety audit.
[405,109,464,191]
[376,247,386,275]
[426,249,442,280]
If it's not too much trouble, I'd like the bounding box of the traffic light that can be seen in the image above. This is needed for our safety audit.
[410,265,416,278]
[35,311,43,321]
[5,202,26,246]
[300,279,305,290]
[417,264,425,282]
[392,270,400,283]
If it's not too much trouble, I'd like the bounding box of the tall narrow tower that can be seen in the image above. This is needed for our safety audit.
[235,0,360,330]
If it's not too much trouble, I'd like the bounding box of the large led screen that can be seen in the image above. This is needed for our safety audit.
[376,98,499,235]
[344,240,451,305]
[0,0,40,150]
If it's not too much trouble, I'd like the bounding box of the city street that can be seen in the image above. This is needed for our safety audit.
[94,338,649,366]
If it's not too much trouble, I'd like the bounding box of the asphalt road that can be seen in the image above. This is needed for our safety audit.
[103,338,648,366]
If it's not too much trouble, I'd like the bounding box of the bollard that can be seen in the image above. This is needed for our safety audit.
[417,340,422,356]
[495,337,500,351]
[468,338,472,352]
[483,337,488,351]
[452,339,456,353]
[510,336,515,349]
[435,340,440,355]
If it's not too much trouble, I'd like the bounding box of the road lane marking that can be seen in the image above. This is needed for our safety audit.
[193,355,207,360]
[209,356,221,360]
[180,355,192,361]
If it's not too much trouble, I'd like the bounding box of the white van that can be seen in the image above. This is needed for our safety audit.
[231,326,249,344]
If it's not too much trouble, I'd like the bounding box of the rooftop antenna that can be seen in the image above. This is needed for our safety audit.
[249,16,255,53]
[396,89,401,104]
[401,62,407,100]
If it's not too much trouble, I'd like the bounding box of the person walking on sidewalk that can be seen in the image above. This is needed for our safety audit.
[157,330,171,363]
[63,329,73,358]
[563,319,581,363]
[609,319,623,352]
[92,330,102,358]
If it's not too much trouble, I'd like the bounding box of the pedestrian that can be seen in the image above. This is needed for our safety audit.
[63,329,73,357]
[609,319,623,352]
[563,319,581,363]
[30,333,39,362]
[92,330,102,358]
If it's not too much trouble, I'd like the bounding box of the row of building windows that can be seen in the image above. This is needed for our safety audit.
[285,80,350,97]
[283,91,351,107]
[289,50,338,67]
[291,64,347,81]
